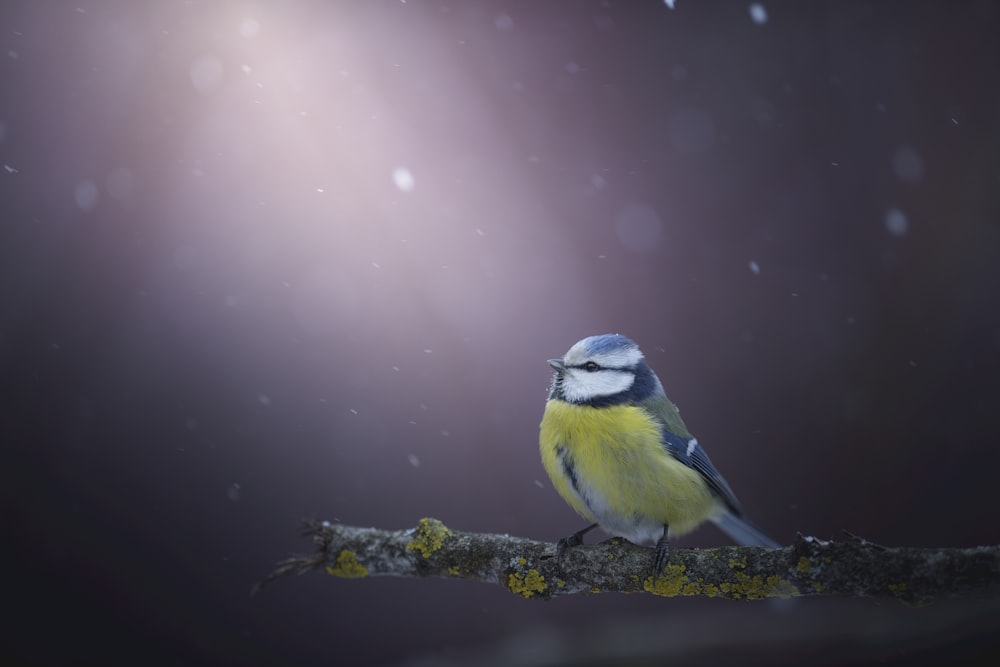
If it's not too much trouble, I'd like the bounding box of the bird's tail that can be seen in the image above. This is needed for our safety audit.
[714,512,780,549]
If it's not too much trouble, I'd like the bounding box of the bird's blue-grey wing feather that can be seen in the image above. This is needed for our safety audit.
[658,428,743,515]
[639,394,745,516]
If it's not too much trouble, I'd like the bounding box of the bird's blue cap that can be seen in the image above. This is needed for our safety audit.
[580,333,639,355]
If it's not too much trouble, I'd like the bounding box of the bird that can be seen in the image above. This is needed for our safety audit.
[539,333,779,574]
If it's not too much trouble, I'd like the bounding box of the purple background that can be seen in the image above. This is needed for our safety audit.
[2,1,999,665]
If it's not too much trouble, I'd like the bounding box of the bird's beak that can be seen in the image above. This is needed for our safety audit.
[547,358,565,372]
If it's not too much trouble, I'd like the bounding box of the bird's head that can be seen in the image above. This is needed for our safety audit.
[548,334,662,405]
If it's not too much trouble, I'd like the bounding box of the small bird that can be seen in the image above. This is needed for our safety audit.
[539,333,779,574]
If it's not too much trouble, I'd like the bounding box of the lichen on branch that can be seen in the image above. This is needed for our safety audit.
[254,518,1000,604]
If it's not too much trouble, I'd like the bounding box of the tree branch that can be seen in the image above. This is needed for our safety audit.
[254,518,1000,603]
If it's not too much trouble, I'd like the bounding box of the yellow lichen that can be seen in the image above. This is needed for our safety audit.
[682,581,701,595]
[325,549,368,579]
[888,582,908,595]
[796,557,813,576]
[728,557,747,570]
[725,571,799,600]
[508,569,548,598]
[556,578,566,588]
[447,565,460,576]
[643,564,690,597]
[644,563,798,600]
[406,517,451,558]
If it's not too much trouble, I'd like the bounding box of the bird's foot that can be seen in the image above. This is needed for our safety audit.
[556,523,598,559]
[651,527,670,576]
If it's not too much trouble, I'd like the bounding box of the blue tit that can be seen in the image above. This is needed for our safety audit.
[539,333,779,574]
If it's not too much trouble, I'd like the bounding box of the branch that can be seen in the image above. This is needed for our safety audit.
[254,518,1000,603]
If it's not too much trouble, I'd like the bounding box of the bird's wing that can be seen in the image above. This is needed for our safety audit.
[640,394,744,516]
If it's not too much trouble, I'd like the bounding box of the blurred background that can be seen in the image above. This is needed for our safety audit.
[2,1,999,665]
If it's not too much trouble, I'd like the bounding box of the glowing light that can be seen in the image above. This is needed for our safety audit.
[749,3,768,25]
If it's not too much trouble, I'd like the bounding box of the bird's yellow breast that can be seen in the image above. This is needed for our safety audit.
[539,399,719,542]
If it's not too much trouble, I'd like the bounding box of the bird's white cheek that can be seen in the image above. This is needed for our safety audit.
[561,370,634,402]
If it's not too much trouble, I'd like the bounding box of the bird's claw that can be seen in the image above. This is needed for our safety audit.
[556,523,598,560]
[556,534,584,559]
[650,526,670,577]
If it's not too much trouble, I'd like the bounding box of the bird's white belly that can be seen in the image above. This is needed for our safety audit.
[573,477,667,545]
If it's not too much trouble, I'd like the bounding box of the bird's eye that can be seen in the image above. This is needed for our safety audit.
[583,361,600,372]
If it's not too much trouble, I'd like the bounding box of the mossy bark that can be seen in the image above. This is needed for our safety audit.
[255,518,1000,604]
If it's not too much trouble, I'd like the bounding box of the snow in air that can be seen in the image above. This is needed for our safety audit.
[392,167,415,192]
[615,203,663,253]
[749,3,768,25]
[494,13,514,31]
[239,18,260,38]
[74,180,99,211]
[885,208,909,237]
[190,54,225,94]
[748,260,761,275]
[892,146,924,184]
